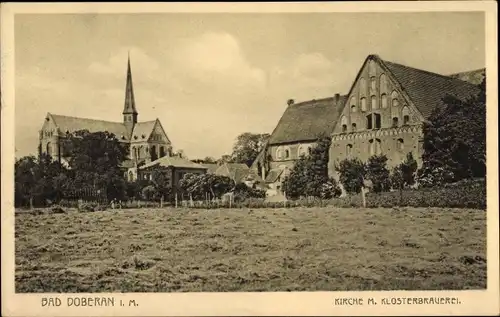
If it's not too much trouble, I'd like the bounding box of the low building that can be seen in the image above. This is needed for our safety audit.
[138,155,207,194]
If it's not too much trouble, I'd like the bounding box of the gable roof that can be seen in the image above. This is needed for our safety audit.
[264,168,283,183]
[215,163,251,183]
[448,68,486,85]
[201,163,219,174]
[131,120,156,141]
[377,56,482,118]
[139,155,208,170]
[268,95,347,145]
[48,113,129,140]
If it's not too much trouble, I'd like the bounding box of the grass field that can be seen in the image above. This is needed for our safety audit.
[15,207,486,292]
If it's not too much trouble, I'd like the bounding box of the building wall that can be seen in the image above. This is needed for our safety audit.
[328,58,425,179]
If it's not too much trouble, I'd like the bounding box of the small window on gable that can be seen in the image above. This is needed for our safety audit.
[360,78,366,95]
[350,96,356,112]
[391,91,399,107]
[379,74,387,93]
[402,106,410,125]
[352,123,357,131]
[381,93,388,109]
[341,115,348,133]
[392,117,399,128]
[351,105,356,113]
[370,77,376,92]
[366,114,373,130]
[361,97,367,112]
[371,95,378,110]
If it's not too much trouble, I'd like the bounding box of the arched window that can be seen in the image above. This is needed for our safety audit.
[284,148,290,159]
[350,96,356,112]
[137,146,143,160]
[402,106,410,125]
[397,138,404,151]
[374,113,381,129]
[151,145,158,161]
[381,93,388,109]
[276,147,284,160]
[341,115,348,132]
[375,139,382,155]
[160,146,166,157]
[359,77,366,95]
[370,77,376,93]
[371,95,378,110]
[366,114,373,130]
[298,145,308,157]
[391,91,399,107]
[351,123,357,131]
[379,73,387,93]
[346,144,353,156]
[46,142,52,156]
[360,97,367,112]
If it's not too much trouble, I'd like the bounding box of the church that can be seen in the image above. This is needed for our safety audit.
[38,56,174,182]
[252,54,485,194]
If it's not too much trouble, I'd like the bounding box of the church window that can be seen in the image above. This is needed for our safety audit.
[346,144,353,156]
[359,77,366,95]
[371,95,378,110]
[151,145,158,161]
[374,113,381,129]
[397,138,404,151]
[366,114,373,130]
[370,77,376,93]
[352,123,357,131]
[360,97,367,112]
[160,146,166,158]
[351,105,356,113]
[341,115,348,132]
[391,91,399,107]
[379,74,387,93]
[381,93,388,109]
[276,147,284,160]
[284,148,290,159]
[392,117,399,128]
[350,96,357,112]
[402,106,410,125]
[46,142,52,156]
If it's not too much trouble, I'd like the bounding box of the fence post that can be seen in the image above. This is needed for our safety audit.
[189,194,193,207]
[160,196,164,208]
[175,193,178,208]
[361,187,366,208]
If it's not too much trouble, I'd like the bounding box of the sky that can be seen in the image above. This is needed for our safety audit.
[14,12,485,160]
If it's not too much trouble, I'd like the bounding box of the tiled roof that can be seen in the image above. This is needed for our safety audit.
[139,155,208,170]
[380,58,482,118]
[265,168,283,183]
[267,95,347,145]
[201,163,219,174]
[49,114,129,140]
[215,163,251,183]
[131,120,156,142]
[448,68,486,85]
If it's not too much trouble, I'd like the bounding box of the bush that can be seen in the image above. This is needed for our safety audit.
[335,158,366,194]
[365,155,391,193]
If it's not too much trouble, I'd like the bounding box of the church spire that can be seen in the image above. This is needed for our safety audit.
[123,53,138,132]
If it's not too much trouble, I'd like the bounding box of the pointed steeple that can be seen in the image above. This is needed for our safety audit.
[123,53,138,136]
[123,53,138,116]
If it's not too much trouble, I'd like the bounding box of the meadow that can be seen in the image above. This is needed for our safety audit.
[15,206,486,292]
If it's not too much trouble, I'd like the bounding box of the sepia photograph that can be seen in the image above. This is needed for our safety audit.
[1,2,499,316]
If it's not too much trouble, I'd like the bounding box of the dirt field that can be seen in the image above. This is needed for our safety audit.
[15,207,486,292]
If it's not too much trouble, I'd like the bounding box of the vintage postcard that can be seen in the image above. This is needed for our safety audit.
[1,1,499,316]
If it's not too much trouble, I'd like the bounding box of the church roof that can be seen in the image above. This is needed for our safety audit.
[130,120,157,142]
[48,114,130,140]
[267,94,347,145]
[448,68,486,85]
[215,163,251,183]
[139,155,208,170]
[378,56,482,118]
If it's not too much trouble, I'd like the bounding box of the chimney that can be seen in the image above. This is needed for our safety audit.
[334,93,340,104]
[287,99,295,106]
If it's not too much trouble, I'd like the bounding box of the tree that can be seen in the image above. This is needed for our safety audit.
[335,158,366,194]
[400,152,418,187]
[230,132,270,167]
[365,155,391,193]
[281,135,340,199]
[150,166,172,201]
[64,130,128,200]
[179,173,233,200]
[420,78,486,184]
